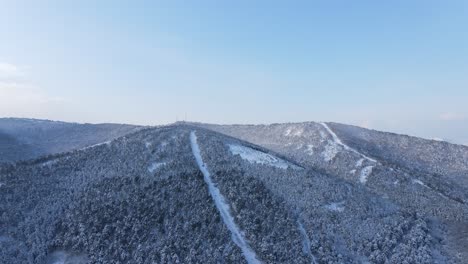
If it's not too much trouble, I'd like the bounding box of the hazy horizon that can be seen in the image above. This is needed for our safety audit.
[1,1,467,144]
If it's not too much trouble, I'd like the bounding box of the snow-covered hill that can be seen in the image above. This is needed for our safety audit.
[0,118,142,162]
[1,121,467,263]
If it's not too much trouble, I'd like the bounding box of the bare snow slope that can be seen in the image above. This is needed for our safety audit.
[228,143,295,169]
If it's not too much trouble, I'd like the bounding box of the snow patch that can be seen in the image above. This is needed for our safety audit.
[0,182,4,188]
[305,144,314,156]
[148,162,166,173]
[359,166,374,184]
[46,250,88,264]
[296,219,317,263]
[412,179,454,200]
[190,132,261,264]
[322,140,340,162]
[285,127,304,137]
[355,158,364,167]
[349,169,356,174]
[41,159,59,167]
[229,144,292,169]
[319,131,327,143]
[145,141,152,149]
[324,201,345,212]
[319,123,377,163]
[80,140,111,151]
[412,179,430,189]
[295,144,304,150]
[160,141,168,149]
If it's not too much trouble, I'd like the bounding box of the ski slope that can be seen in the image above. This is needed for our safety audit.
[320,122,377,163]
[190,132,261,264]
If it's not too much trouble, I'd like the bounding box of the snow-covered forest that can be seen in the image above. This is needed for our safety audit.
[1,119,467,263]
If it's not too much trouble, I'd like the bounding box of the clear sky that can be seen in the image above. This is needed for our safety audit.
[1,1,467,144]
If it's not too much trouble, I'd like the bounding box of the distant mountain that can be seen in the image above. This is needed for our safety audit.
[1,121,467,263]
[0,118,142,162]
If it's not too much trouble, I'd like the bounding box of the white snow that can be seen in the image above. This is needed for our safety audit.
[293,128,304,136]
[295,144,304,150]
[160,141,168,149]
[305,144,314,156]
[41,159,59,167]
[412,179,430,189]
[324,202,345,212]
[0,182,4,188]
[145,141,152,149]
[46,251,88,264]
[321,140,340,162]
[190,132,261,264]
[349,169,356,174]
[319,131,327,142]
[296,219,318,264]
[319,123,377,163]
[148,162,166,173]
[228,144,291,169]
[355,158,364,167]
[412,179,455,201]
[284,127,304,137]
[359,166,374,184]
[80,140,111,151]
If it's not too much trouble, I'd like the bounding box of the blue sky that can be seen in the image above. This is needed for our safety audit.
[0,1,467,144]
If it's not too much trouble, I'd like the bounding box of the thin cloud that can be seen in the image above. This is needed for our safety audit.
[0,63,66,116]
[0,62,24,78]
[0,82,64,106]
[438,112,466,121]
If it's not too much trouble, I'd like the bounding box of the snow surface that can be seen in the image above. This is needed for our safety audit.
[411,179,451,200]
[324,202,345,212]
[144,141,152,149]
[285,127,304,137]
[321,140,340,162]
[228,144,291,169]
[319,123,377,163]
[355,158,364,167]
[305,144,314,156]
[80,140,111,151]
[46,250,88,264]
[148,162,166,173]
[319,130,327,142]
[412,179,430,189]
[0,182,4,188]
[190,132,261,264]
[41,159,59,167]
[296,219,317,264]
[359,166,374,184]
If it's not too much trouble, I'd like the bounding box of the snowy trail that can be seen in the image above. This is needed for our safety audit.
[319,122,377,163]
[190,131,261,264]
[296,218,317,264]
